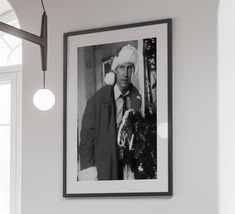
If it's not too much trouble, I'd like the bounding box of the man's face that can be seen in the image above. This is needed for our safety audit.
[116,62,134,93]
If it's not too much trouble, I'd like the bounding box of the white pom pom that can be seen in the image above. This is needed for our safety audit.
[104,72,115,85]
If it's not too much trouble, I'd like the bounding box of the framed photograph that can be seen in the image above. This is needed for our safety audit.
[63,19,173,197]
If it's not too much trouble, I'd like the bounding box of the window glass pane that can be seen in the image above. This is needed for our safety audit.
[7,45,22,66]
[3,34,22,49]
[0,13,22,67]
[0,40,11,66]
[0,82,11,124]
[0,125,10,214]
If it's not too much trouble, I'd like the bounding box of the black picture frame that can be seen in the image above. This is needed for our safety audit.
[63,18,173,197]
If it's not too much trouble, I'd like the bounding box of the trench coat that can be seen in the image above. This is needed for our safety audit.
[80,84,141,180]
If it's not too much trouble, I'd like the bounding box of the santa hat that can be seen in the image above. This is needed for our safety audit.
[111,44,138,71]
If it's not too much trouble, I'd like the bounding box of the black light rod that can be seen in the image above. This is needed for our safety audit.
[0,11,48,72]
[0,21,43,46]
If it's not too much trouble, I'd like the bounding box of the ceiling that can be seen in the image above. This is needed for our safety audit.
[0,0,12,16]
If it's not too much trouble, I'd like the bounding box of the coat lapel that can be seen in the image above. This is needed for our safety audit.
[97,85,118,179]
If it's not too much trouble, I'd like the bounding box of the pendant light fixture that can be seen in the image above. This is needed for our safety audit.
[0,0,55,111]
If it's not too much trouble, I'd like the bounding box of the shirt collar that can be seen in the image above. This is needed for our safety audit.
[114,84,130,101]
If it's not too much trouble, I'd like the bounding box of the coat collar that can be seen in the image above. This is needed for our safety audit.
[113,84,130,101]
[100,85,114,104]
[100,84,141,112]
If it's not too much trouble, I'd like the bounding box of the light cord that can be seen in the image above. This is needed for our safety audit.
[43,70,46,89]
[41,0,46,13]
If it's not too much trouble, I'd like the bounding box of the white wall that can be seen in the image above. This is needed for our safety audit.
[219,0,235,214]
[9,0,219,213]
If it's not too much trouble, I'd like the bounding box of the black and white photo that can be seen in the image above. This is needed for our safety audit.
[63,19,172,196]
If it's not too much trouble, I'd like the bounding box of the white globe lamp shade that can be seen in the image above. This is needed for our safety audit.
[33,89,55,111]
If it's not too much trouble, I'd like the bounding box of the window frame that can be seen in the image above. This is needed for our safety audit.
[0,5,22,214]
[0,65,22,214]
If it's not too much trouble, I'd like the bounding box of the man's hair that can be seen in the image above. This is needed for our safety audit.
[111,44,138,72]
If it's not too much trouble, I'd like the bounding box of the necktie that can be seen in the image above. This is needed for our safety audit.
[122,94,127,116]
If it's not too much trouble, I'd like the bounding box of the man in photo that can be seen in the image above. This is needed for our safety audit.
[78,44,142,180]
